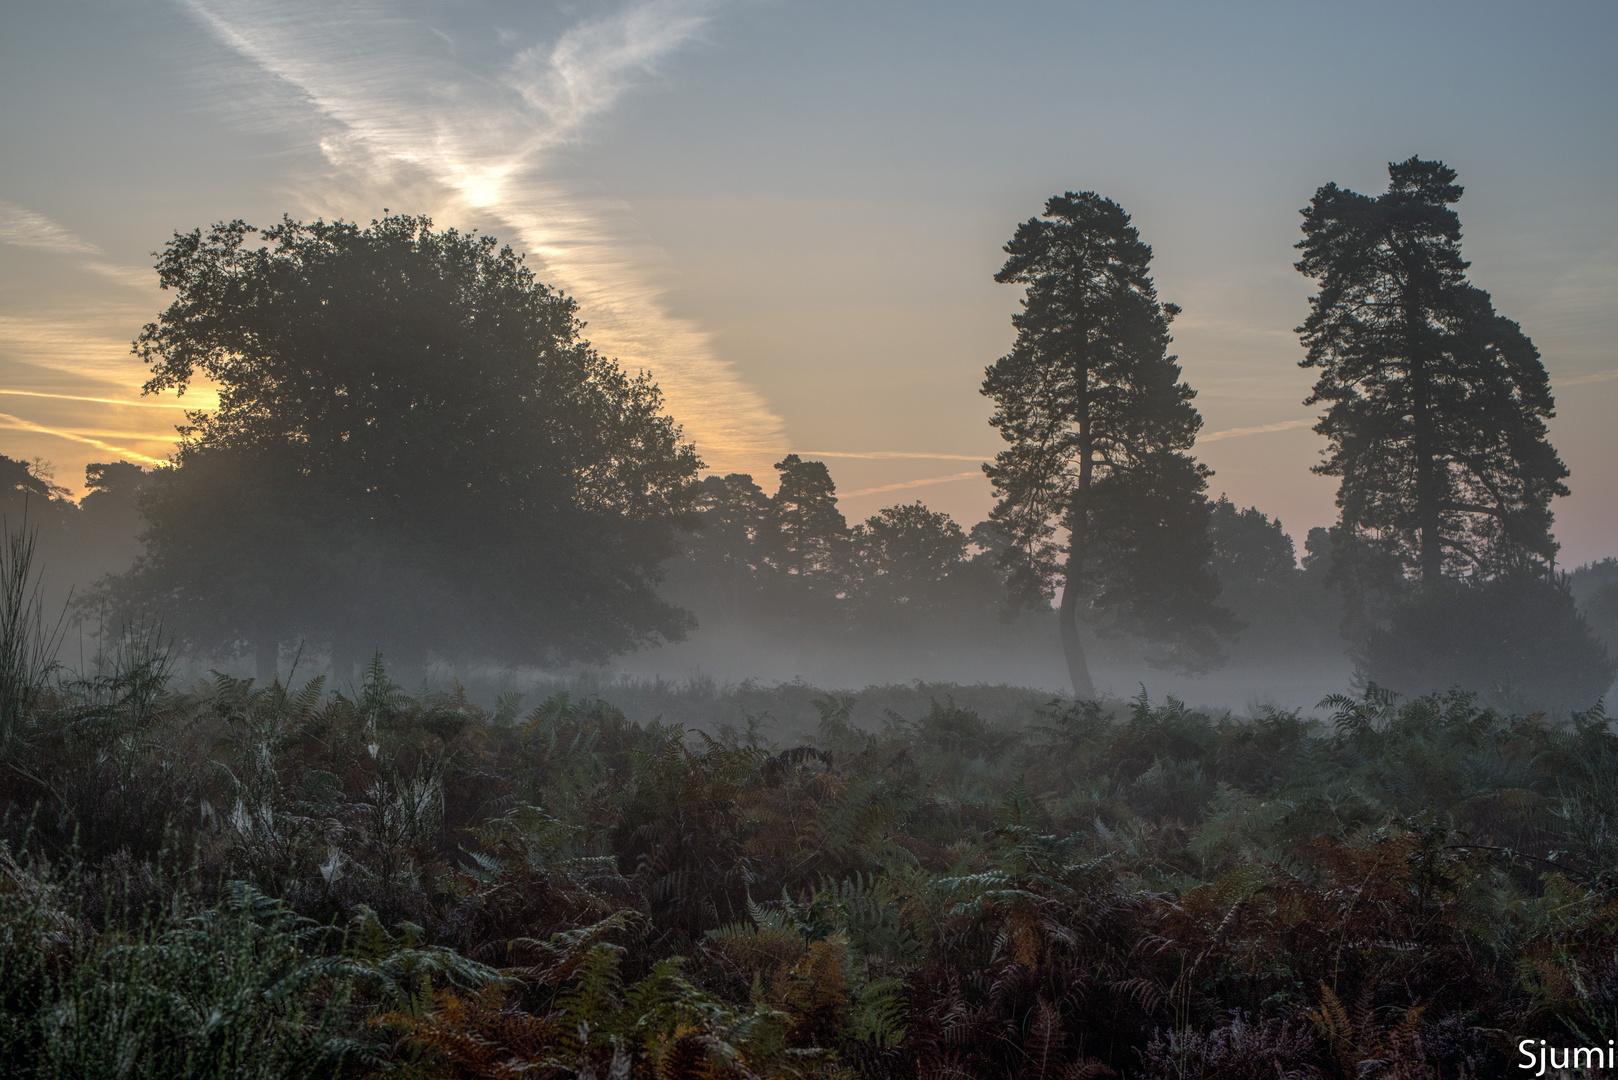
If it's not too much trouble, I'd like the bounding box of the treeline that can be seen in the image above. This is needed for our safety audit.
[10,447,1615,708]
[661,458,1019,642]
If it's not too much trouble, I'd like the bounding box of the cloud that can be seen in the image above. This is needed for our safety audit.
[83,261,157,290]
[177,0,785,475]
[1558,367,1618,386]
[0,201,101,255]
[0,314,154,383]
[0,202,153,289]
[512,2,717,136]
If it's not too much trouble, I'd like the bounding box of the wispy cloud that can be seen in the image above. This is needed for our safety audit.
[841,471,984,499]
[0,201,152,289]
[0,315,156,383]
[0,201,101,255]
[177,0,785,475]
[1201,418,1315,442]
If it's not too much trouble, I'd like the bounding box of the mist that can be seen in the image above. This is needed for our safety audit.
[5,2,1618,1071]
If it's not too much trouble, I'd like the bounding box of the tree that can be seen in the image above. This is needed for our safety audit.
[1207,498,1297,591]
[0,456,69,523]
[0,458,73,610]
[761,455,849,596]
[672,472,772,629]
[112,214,701,680]
[1296,159,1611,708]
[69,462,148,574]
[853,502,970,614]
[1296,157,1569,582]
[1572,559,1618,659]
[983,193,1229,697]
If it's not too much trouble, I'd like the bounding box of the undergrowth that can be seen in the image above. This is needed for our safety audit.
[1,562,1615,1075]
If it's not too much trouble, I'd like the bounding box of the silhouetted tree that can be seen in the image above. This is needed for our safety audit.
[110,214,701,680]
[1296,157,1569,582]
[983,192,1229,696]
[1573,560,1618,660]
[70,462,147,570]
[1207,497,1297,590]
[1297,159,1606,704]
[853,502,970,614]
[0,457,72,597]
[762,454,849,601]
[1362,575,1614,711]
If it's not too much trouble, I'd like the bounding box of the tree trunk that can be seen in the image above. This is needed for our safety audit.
[1403,266,1444,583]
[1059,536,1096,699]
[1062,382,1097,699]
[1409,336,1442,582]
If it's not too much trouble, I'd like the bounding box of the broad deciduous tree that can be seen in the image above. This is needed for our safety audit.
[113,214,701,678]
[983,192,1229,697]
[853,502,970,614]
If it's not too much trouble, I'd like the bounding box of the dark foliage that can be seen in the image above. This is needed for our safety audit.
[1296,157,1568,584]
[100,214,701,677]
[983,191,1231,696]
[1360,573,1614,713]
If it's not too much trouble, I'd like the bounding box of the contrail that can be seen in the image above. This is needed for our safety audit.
[178,0,785,476]
[800,450,988,462]
[0,389,194,410]
[841,471,984,499]
[0,412,168,467]
[1201,418,1315,442]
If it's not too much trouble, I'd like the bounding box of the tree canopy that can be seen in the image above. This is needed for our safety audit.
[1296,157,1568,581]
[112,214,702,675]
[983,192,1230,696]
[667,461,1011,648]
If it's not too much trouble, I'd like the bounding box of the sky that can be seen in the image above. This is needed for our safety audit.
[2,0,1615,565]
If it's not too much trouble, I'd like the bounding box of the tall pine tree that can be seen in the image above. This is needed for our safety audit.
[983,192,1229,697]
[1296,157,1569,582]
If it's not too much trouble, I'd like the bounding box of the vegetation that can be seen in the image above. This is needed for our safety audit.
[1297,157,1567,583]
[102,214,702,682]
[983,193,1231,697]
[6,587,1618,1075]
[1294,158,1608,704]
[662,462,1022,654]
[2,159,1614,1074]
